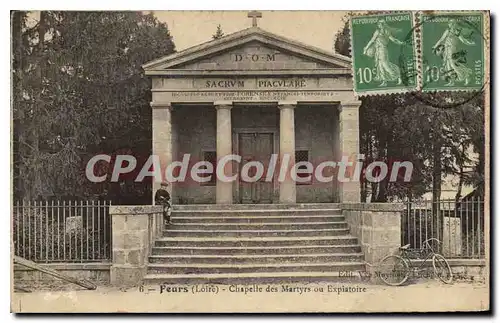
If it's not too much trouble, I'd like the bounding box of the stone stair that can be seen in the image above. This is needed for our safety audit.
[142,204,366,285]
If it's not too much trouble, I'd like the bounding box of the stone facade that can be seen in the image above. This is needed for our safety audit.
[342,203,404,270]
[14,263,110,283]
[170,105,340,204]
[144,26,361,204]
[109,206,163,286]
[173,105,217,204]
[408,259,487,282]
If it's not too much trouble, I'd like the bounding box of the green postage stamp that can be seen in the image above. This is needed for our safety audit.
[350,12,418,95]
[420,12,486,92]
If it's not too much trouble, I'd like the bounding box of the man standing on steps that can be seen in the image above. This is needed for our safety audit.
[155,182,172,225]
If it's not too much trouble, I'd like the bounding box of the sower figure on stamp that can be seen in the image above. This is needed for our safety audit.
[432,19,475,86]
[155,182,172,225]
[363,20,405,87]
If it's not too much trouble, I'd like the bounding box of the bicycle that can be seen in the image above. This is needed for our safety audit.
[377,238,453,286]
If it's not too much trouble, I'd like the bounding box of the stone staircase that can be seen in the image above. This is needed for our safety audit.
[142,204,365,285]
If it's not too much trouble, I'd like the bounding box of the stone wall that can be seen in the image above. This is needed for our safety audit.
[448,259,487,282]
[408,259,487,282]
[14,263,110,283]
[342,203,404,268]
[295,106,338,203]
[173,105,217,204]
[110,205,163,286]
[172,105,340,204]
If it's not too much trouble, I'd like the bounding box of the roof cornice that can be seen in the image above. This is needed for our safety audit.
[142,27,351,72]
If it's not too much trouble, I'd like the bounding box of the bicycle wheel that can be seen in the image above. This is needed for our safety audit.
[432,254,453,284]
[377,255,410,286]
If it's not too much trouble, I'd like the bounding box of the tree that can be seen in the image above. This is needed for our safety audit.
[12,11,176,203]
[334,19,350,56]
[212,24,224,40]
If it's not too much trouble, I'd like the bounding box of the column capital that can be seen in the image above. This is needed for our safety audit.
[150,101,172,110]
[214,101,233,109]
[340,100,362,110]
[278,101,297,109]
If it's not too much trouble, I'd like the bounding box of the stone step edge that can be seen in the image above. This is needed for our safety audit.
[143,271,363,279]
[173,208,341,213]
[164,229,349,233]
[172,215,345,219]
[156,236,357,241]
[173,203,340,208]
[149,253,364,259]
[152,244,360,250]
[167,222,347,226]
[147,261,366,268]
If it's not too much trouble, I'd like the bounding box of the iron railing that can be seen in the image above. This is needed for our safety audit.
[13,200,112,263]
[402,198,485,259]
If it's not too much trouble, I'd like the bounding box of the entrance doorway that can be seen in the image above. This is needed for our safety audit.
[238,132,274,204]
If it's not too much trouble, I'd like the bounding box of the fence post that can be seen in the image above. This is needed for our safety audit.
[22,200,26,259]
[45,200,49,262]
[91,200,95,261]
[15,201,20,257]
[341,202,403,282]
[478,198,482,258]
[109,206,159,286]
[57,200,60,260]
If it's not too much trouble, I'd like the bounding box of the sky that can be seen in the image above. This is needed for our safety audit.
[153,11,348,52]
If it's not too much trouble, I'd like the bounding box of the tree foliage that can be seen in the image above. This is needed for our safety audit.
[212,24,225,40]
[12,11,176,203]
[334,19,350,56]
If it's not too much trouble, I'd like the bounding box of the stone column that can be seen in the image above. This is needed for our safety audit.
[215,101,233,204]
[151,102,172,203]
[339,100,362,203]
[278,101,296,204]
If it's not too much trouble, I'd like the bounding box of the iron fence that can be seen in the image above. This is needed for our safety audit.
[13,200,112,263]
[402,198,485,259]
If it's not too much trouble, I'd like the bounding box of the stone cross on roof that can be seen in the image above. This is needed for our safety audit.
[247,11,262,27]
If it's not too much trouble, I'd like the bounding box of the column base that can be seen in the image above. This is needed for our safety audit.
[279,193,296,204]
[341,191,361,203]
[340,182,360,203]
[216,182,233,204]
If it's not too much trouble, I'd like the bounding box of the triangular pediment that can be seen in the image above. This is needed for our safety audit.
[143,27,351,73]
